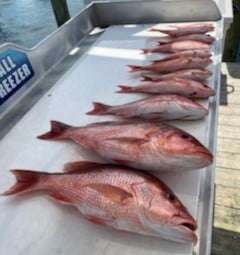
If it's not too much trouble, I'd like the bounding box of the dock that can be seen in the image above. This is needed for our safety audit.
[211,62,240,254]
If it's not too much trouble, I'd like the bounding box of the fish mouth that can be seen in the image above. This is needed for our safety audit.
[193,148,213,163]
[172,216,198,243]
[177,221,197,232]
[176,224,198,244]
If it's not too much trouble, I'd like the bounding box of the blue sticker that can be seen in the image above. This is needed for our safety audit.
[0,49,34,106]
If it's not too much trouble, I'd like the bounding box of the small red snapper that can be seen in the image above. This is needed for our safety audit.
[38,121,213,172]
[151,49,212,63]
[1,162,198,243]
[117,78,215,99]
[86,95,208,121]
[149,23,214,37]
[158,34,215,45]
[142,40,210,54]
[142,69,212,82]
[128,57,212,73]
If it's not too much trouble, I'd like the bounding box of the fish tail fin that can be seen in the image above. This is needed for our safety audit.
[116,85,135,93]
[127,65,143,72]
[37,120,72,140]
[141,49,152,55]
[86,102,111,115]
[1,170,43,196]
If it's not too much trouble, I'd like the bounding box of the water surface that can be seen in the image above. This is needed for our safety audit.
[0,0,84,48]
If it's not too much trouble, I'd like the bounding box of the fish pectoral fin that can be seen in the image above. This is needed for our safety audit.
[112,158,135,165]
[84,184,133,205]
[131,182,152,200]
[106,137,149,146]
[47,191,73,205]
[85,214,115,226]
[148,118,164,123]
[63,161,103,173]
[150,111,165,115]
[115,112,134,118]
[144,112,166,121]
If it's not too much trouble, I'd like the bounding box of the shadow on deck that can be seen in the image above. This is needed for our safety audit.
[220,73,235,105]
[212,227,240,255]
[220,62,240,105]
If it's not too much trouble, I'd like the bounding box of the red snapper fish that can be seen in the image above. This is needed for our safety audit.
[142,40,210,54]
[38,121,213,172]
[142,69,212,82]
[149,23,214,37]
[158,34,215,45]
[1,162,198,243]
[151,49,212,63]
[128,57,211,73]
[117,78,215,99]
[86,95,208,121]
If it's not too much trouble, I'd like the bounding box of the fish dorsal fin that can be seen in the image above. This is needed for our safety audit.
[63,161,103,173]
[84,184,133,205]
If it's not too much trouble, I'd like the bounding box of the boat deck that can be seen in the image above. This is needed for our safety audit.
[211,62,240,254]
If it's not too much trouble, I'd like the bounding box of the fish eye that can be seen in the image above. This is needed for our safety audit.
[190,91,197,96]
[169,193,176,201]
[181,134,190,139]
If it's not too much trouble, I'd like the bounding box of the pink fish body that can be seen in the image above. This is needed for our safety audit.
[128,57,211,73]
[149,23,214,37]
[1,162,198,243]
[87,95,208,121]
[38,121,213,172]
[142,40,210,54]
[158,34,215,45]
[117,78,215,99]
[152,49,212,63]
[142,69,212,82]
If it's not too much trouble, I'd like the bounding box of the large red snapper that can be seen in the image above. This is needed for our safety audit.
[38,121,213,172]
[1,161,197,243]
